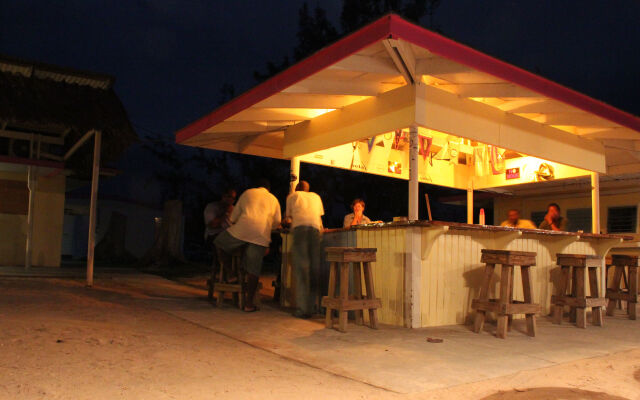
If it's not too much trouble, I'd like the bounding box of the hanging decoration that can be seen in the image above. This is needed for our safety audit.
[448,141,460,165]
[418,136,432,161]
[367,136,376,153]
[392,129,405,150]
[489,145,506,175]
[473,145,488,176]
[349,142,366,171]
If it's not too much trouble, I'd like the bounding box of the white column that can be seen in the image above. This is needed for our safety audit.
[289,156,300,195]
[25,166,36,269]
[86,131,101,287]
[467,181,474,224]
[591,171,606,294]
[591,172,600,234]
[408,125,419,221]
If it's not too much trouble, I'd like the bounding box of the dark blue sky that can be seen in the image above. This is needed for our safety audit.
[2,0,639,141]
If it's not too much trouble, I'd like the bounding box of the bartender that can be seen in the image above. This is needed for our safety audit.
[343,198,372,228]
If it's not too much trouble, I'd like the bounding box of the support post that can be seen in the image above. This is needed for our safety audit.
[289,156,300,195]
[408,125,419,221]
[467,181,474,224]
[591,172,600,234]
[25,166,36,269]
[86,131,101,287]
[590,171,606,294]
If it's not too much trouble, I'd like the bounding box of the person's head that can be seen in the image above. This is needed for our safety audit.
[221,189,237,206]
[547,203,561,219]
[295,180,310,192]
[351,198,365,215]
[255,178,271,192]
[507,209,521,224]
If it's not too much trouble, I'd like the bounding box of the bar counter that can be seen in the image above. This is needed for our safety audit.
[280,221,631,328]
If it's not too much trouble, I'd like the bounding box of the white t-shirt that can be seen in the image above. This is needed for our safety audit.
[286,191,324,230]
[227,187,281,247]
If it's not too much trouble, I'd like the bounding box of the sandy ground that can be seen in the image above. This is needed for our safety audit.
[1,275,639,400]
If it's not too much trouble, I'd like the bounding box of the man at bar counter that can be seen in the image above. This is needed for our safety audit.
[500,208,536,229]
[214,178,281,312]
[285,180,324,319]
[538,202,569,231]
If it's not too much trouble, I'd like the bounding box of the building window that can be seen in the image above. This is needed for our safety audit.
[531,211,546,228]
[607,206,638,233]
[567,208,592,232]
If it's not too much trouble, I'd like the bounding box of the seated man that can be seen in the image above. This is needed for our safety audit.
[214,178,281,312]
[285,180,324,319]
[538,203,569,231]
[500,209,536,229]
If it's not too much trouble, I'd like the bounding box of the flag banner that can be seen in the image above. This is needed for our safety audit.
[367,136,376,153]
[489,145,506,175]
[419,136,432,161]
[392,129,405,150]
[474,145,488,176]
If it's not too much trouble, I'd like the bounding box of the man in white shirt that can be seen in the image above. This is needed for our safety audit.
[214,179,281,312]
[285,181,324,318]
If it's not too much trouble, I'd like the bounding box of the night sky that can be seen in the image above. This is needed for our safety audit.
[2,0,640,230]
[2,0,639,139]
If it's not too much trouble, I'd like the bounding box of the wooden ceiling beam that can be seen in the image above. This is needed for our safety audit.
[432,82,539,98]
[253,93,370,109]
[283,79,402,96]
[328,54,399,75]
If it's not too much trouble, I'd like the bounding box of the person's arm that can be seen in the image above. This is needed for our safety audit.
[285,194,293,219]
[343,214,352,228]
[362,215,371,224]
[230,195,243,224]
[272,199,282,230]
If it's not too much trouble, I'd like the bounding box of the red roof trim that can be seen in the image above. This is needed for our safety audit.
[388,15,640,133]
[176,16,394,143]
[176,14,640,145]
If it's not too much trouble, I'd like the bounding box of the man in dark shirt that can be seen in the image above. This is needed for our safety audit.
[538,203,569,231]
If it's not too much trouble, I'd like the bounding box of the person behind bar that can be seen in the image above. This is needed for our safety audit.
[204,188,237,275]
[214,178,281,312]
[343,198,372,228]
[500,208,536,229]
[285,180,324,319]
[538,202,569,231]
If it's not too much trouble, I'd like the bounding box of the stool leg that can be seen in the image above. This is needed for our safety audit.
[216,256,225,307]
[629,266,638,320]
[569,268,577,323]
[575,267,587,328]
[588,267,603,326]
[553,266,570,324]
[338,262,349,332]
[473,264,495,334]
[521,266,537,337]
[325,262,337,329]
[352,262,364,326]
[607,266,623,316]
[496,265,513,339]
[363,262,379,329]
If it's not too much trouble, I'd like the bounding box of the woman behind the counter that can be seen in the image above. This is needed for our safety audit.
[343,198,372,228]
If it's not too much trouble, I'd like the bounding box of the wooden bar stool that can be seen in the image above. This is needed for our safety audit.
[472,249,539,339]
[606,254,639,320]
[552,254,606,328]
[212,250,261,309]
[322,247,381,332]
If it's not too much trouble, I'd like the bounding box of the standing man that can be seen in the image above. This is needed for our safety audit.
[204,188,236,272]
[500,209,536,229]
[538,203,569,231]
[214,179,281,312]
[285,181,324,319]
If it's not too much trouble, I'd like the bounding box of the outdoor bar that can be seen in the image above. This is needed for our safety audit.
[176,15,640,328]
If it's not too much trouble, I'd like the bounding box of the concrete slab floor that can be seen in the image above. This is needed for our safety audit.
[131,276,640,395]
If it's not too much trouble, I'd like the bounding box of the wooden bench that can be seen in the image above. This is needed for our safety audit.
[606,254,639,320]
[552,254,605,328]
[472,249,539,338]
[322,247,381,332]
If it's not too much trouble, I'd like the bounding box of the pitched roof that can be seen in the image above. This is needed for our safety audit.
[0,53,137,169]
[176,14,640,173]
